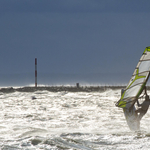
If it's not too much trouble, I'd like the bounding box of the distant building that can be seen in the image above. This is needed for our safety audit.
[76,83,79,88]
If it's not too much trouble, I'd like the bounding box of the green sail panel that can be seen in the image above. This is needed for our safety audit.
[116,46,150,108]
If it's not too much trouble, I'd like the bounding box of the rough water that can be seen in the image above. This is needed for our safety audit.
[0,88,150,149]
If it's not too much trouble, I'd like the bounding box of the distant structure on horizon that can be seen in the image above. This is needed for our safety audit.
[35,58,37,87]
[76,83,79,88]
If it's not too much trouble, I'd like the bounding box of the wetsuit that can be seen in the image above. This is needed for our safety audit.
[136,95,150,121]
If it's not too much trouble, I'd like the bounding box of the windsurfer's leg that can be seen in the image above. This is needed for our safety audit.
[137,112,146,121]
[135,108,142,114]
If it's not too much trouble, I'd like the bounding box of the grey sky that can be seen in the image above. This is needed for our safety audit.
[0,0,150,85]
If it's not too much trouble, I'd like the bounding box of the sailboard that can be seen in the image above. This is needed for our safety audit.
[116,46,150,131]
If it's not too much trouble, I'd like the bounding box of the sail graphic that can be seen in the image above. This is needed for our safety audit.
[116,46,150,109]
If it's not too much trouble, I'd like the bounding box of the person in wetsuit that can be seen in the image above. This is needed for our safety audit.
[136,87,150,121]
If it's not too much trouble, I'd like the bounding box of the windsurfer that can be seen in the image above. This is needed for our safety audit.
[135,87,150,121]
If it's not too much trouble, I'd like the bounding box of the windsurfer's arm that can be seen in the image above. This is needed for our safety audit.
[137,100,141,107]
[144,86,148,95]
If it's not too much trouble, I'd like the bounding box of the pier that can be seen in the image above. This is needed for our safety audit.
[0,85,127,93]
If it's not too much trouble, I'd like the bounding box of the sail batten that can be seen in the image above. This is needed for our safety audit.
[126,82,144,91]
[116,46,150,108]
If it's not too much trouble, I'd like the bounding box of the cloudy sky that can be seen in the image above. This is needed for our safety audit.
[0,0,150,86]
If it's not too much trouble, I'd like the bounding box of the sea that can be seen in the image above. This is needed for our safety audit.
[0,86,150,150]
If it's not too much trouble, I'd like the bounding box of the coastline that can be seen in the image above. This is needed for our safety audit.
[0,86,127,93]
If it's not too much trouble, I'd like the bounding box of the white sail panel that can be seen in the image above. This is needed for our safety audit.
[123,84,142,99]
[139,61,150,73]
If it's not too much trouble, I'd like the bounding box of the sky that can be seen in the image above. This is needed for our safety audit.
[0,0,150,86]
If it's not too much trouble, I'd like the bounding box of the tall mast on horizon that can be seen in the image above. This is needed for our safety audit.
[35,58,37,87]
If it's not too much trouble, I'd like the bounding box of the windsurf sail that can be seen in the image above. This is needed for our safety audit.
[116,46,150,109]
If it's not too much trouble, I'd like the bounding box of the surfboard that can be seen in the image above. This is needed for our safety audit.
[116,47,150,131]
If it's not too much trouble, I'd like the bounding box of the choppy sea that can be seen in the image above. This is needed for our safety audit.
[0,87,150,150]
